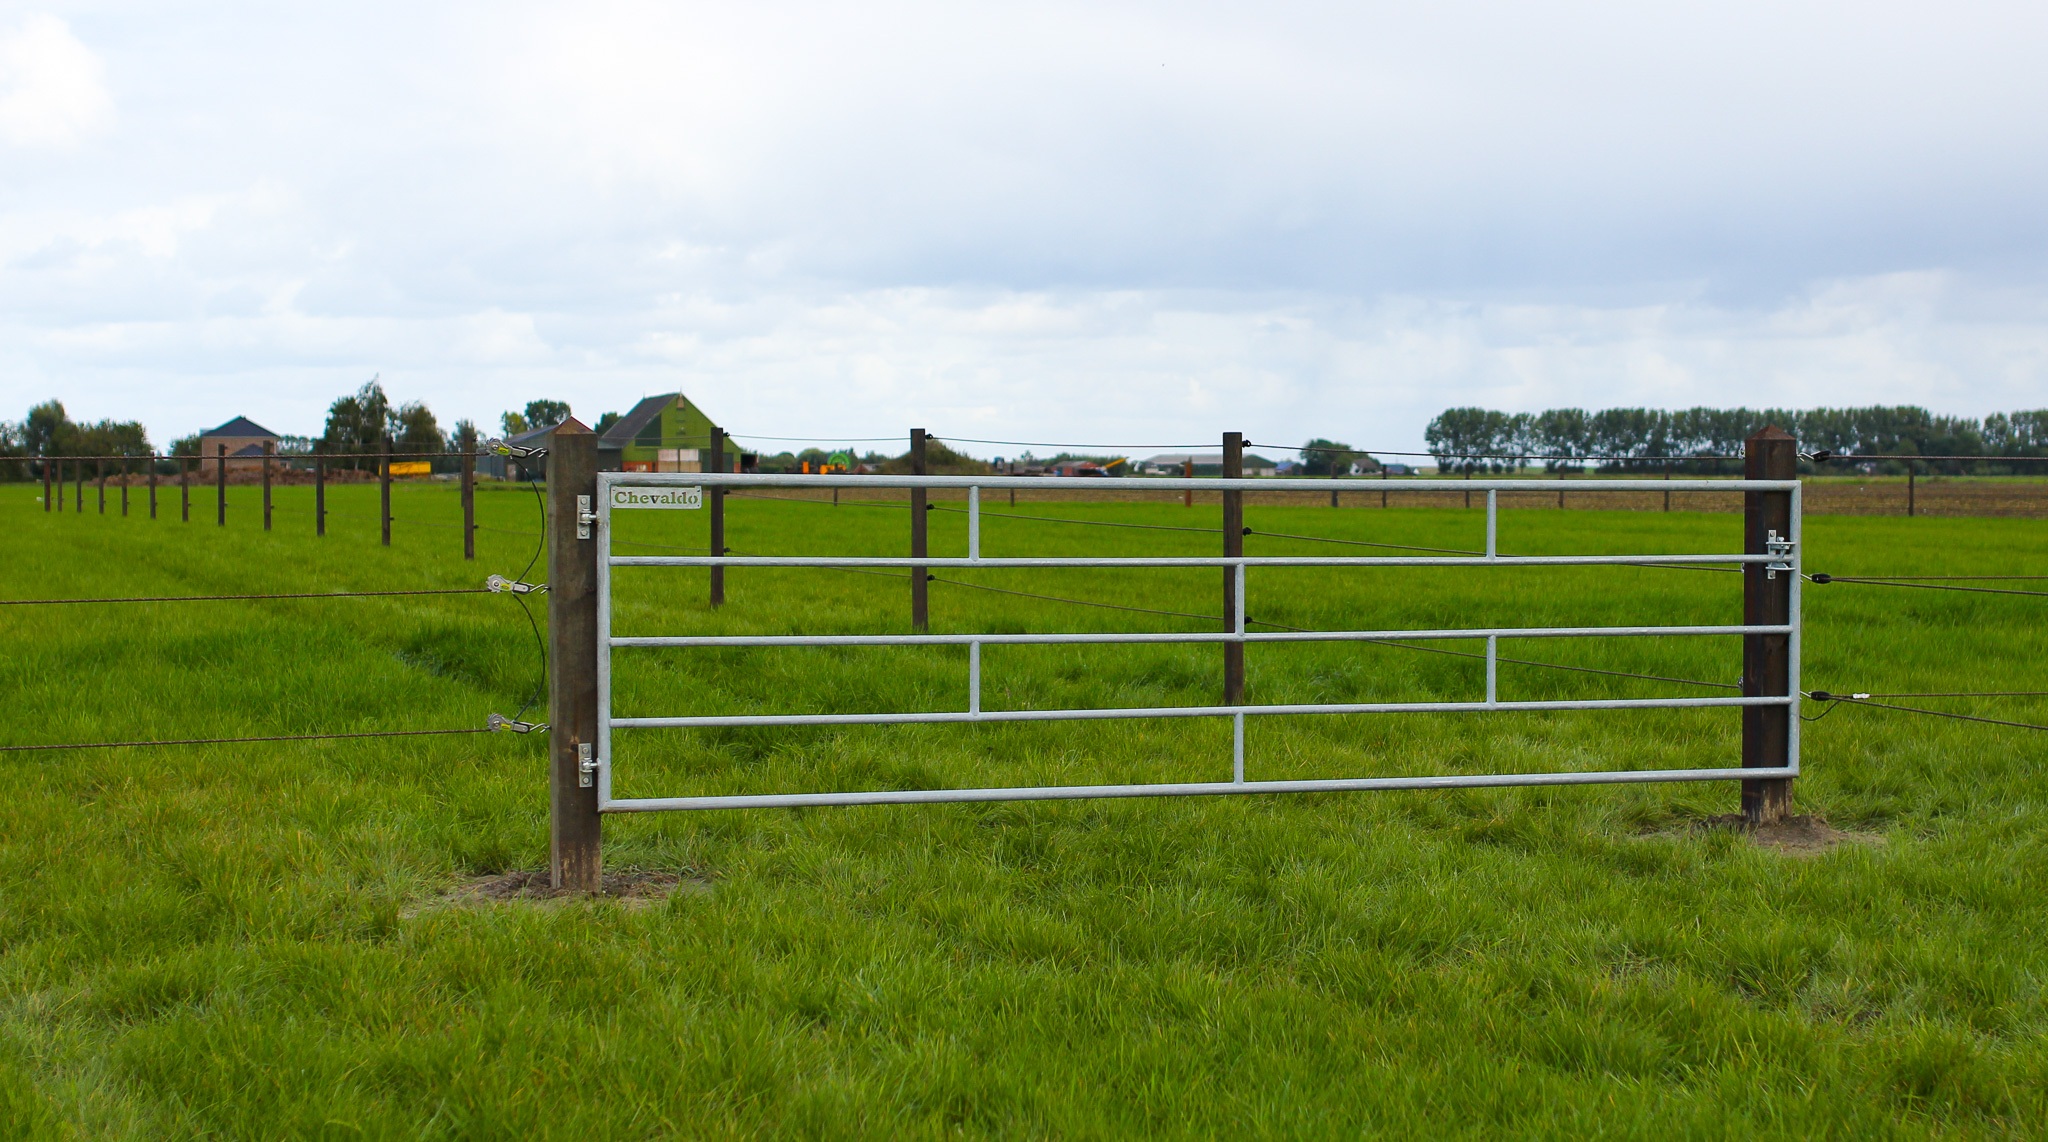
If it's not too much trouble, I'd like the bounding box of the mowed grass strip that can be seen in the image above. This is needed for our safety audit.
[1,482,2045,1138]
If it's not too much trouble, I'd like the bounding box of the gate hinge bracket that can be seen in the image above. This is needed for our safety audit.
[488,713,548,734]
[576,494,598,539]
[578,742,598,788]
[1765,530,1795,579]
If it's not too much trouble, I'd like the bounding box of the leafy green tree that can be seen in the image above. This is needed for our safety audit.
[392,401,443,454]
[23,400,70,456]
[523,400,571,428]
[500,411,528,436]
[594,411,621,434]
[451,420,479,453]
[322,379,391,465]
[1300,438,1370,476]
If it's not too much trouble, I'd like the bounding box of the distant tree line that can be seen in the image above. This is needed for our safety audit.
[1423,406,2048,474]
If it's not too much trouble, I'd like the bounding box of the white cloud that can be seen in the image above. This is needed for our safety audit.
[0,14,111,148]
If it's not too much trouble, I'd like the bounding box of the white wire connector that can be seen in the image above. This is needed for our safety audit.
[481,438,547,458]
[485,574,548,595]
[488,713,548,733]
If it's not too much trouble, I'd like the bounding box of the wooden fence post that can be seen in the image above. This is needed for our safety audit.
[314,453,326,536]
[461,449,474,559]
[380,442,392,546]
[1907,462,1916,518]
[42,459,52,512]
[120,460,129,517]
[1184,458,1193,507]
[709,426,726,607]
[910,428,928,631]
[180,458,189,522]
[148,457,157,519]
[216,445,227,526]
[97,459,105,514]
[1223,432,1244,705]
[1742,426,1796,825]
[262,441,274,531]
[1381,463,1389,508]
[548,418,602,891]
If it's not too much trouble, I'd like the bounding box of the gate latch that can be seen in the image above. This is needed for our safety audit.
[1765,530,1795,579]
[576,494,598,540]
[578,742,598,788]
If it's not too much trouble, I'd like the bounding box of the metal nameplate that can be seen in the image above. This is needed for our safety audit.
[610,487,702,509]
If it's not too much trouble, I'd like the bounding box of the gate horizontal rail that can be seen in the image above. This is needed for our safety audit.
[614,623,1790,648]
[594,471,1802,812]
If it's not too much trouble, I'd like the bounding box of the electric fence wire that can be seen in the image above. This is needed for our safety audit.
[1807,575,2048,598]
[1,728,494,753]
[1802,694,2048,732]
[0,588,490,606]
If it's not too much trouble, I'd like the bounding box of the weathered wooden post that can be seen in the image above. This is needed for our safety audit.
[262,441,274,531]
[910,428,929,631]
[1907,461,1916,518]
[709,426,726,607]
[72,459,82,514]
[1183,458,1193,507]
[461,449,475,559]
[314,452,326,537]
[1381,462,1389,508]
[42,459,51,512]
[148,457,157,519]
[180,458,189,522]
[548,418,602,891]
[379,441,392,546]
[1743,425,1795,825]
[97,459,105,514]
[1223,432,1245,705]
[120,460,129,516]
[215,445,227,525]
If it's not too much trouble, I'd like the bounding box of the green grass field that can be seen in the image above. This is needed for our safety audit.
[2,480,2045,1138]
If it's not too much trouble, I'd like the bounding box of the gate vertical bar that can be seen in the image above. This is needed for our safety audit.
[968,485,980,559]
[911,428,928,631]
[549,418,602,890]
[262,440,273,531]
[709,426,725,607]
[461,449,475,559]
[1485,489,1497,556]
[1222,432,1244,705]
[314,454,325,536]
[215,446,226,525]
[1486,636,1498,704]
[379,442,391,546]
[148,457,157,519]
[1742,426,1795,824]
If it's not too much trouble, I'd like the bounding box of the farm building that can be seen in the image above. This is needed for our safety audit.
[602,392,732,473]
[479,393,746,480]
[1136,452,1279,477]
[196,416,281,474]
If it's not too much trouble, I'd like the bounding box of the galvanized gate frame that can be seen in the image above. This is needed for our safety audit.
[593,474,1801,812]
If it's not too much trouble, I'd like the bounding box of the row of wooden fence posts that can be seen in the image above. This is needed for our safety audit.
[36,444,479,561]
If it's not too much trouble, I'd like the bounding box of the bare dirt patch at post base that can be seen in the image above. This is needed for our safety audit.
[408,869,710,914]
[1695,814,1883,856]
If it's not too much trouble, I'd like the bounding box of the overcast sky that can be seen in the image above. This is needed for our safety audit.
[3,1,2046,456]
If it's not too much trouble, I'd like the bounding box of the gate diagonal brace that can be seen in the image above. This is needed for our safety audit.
[486,574,547,595]
[488,713,548,734]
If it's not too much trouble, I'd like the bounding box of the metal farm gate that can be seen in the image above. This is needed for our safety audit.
[533,425,1804,888]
